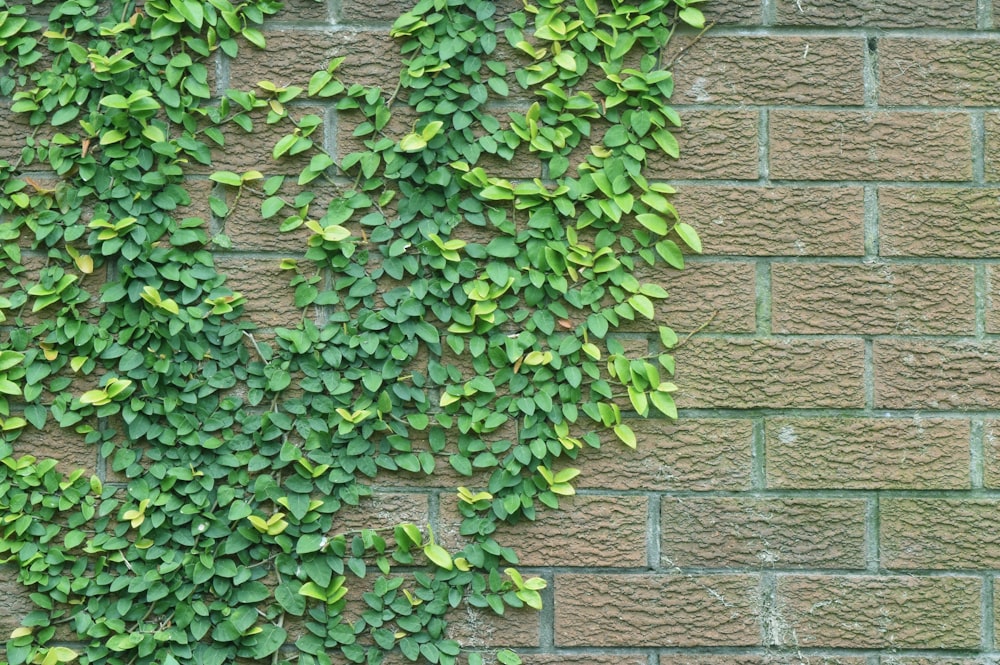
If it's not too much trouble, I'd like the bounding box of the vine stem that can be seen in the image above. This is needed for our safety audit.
[662,21,716,69]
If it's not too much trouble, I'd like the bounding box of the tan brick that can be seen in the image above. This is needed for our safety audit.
[660,658,865,665]
[577,418,752,491]
[771,262,975,335]
[875,340,1000,410]
[880,39,1000,107]
[440,495,648,567]
[773,575,981,649]
[522,656,647,665]
[222,179,329,252]
[201,105,327,175]
[661,497,866,569]
[631,261,756,333]
[230,30,398,90]
[214,256,301,328]
[700,1,763,25]
[275,0,330,22]
[985,113,1000,181]
[675,338,866,409]
[446,605,540,648]
[775,0,977,27]
[766,417,970,490]
[0,568,32,635]
[554,574,761,647]
[674,186,865,257]
[770,111,972,182]
[649,110,758,181]
[987,267,1000,333]
[335,492,428,537]
[11,424,96,475]
[880,187,1000,257]
[882,659,994,665]
[881,499,1000,569]
[668,37,863,106]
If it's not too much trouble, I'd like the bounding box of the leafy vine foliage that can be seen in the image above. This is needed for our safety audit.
[0,0,704,662]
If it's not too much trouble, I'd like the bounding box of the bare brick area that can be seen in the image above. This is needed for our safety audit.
[7,0,1000,662]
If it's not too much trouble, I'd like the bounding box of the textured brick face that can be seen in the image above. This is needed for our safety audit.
[880,39,1000,107]
[773,575,982,649]
[880,187,1000,257]
[774,0,977,27]
[771,262,976,335]
[651,110,758,180]
[660,497,867,568]
[874,340,1000,410]
[554,574,761,647]
[769,111,972,181]
[765,417,971,490]
[881,499,1000,569]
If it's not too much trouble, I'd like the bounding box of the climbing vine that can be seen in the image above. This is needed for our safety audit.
[0,0,704,662]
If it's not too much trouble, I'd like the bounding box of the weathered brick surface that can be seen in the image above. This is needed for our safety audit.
[0,568,33,635]
[880,39,1000,107]
[522,656,647,665]
[983,420,1000,488]
[446,606,540,648]
[668,37,864,106]
[774,0,977,27]
[214,256,302,327]
[204,106,328,175]
[765,417,971,490]
[881,499,1000,569]
[660,497,866,568]
[649,110,759,180]
[985,266,1000,334]
[879,187,1000,257]
[674,338,866,409]
[11,424,96,475]
[660,658,865,665]
[771,262,976,335]
[440,495,648,567]
[769,111,973,182]
[700,0,762,25]
[984,112,1000,181]
[576,418,753,491]
[772,575,982,649]
[673,186,865,257]
[554,574,761,647]
[874,340,1000,410]
[634,260,757,333]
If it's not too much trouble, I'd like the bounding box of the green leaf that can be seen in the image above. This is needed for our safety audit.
[674,222,702,253]
[210,171,244,186]
[423,543,453,570]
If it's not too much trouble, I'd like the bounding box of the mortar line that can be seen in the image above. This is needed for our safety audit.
[751,418,767,490]
[540,570,555,650]
[760,572,779,647]
[986,575,996,650]
[761,0,775,26]
[758,108,770,184]
[868,655,879,665]
[865,494,880,573]
[863,186,880,259]
[974,110,987,184]
[648,492,661,570]
[972,418,986,489]
[977,263,989,339]
[326,105,339,159]
[755,260,772,336]
[863,338,875,411]
[863,32,878,108]
[980,0,994,29]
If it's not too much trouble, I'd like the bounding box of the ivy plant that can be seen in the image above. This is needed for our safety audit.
[0,0,705,663]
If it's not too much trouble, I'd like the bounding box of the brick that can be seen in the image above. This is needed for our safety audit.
[659,658,865,665]
[879,187,1000,257]
[222,179,330,252]
[881,499,1000,569]
[648,110,758,181]
[771,262,975,335]
[769,111,972,182]
[674,338,866,409]
[883,660,995,665]
[985,113,1000,181]
[275,0,330,22]
[880,39,1000,107]
[673,186,865,257]
[576,418,753,491]
[772,575,981,649]
[0,568,32,635]
[699,1,763,25]
[554,574,761,647]
[660,497,866,569]
[11,424,96,475]
[774,0,977,27]
[335,492,428,536]
[765,417,970,490]
[632,261,756,333]
[339,0,519,24]
[440,495,648,567]
[875,340,1000,410]
[201,105,327,175]
[987,267,1000,334]
[446,605,540,648]
[214,256,301,327]
[230,30,397,90]
[668,37,863,106]
[522,656,647,665]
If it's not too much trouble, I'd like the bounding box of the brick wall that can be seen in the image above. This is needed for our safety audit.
[5,0,1000,663]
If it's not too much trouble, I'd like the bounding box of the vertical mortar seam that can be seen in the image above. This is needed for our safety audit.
[977,263,988,339]
[761,0,775,26]
[752,417,767,490]
[648,492,661,570]
[863,338,875,411]
[866,493,880,573]
[863,32,878,108]
[985,575,995,651]
[758,109,770,184]
[863,186,880,260]
[974,111,987,184]
[755,260,772,336]
[980,0,994,29]
[540,570,556,650]
[760,571,778,647]
[972,418,986,489]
